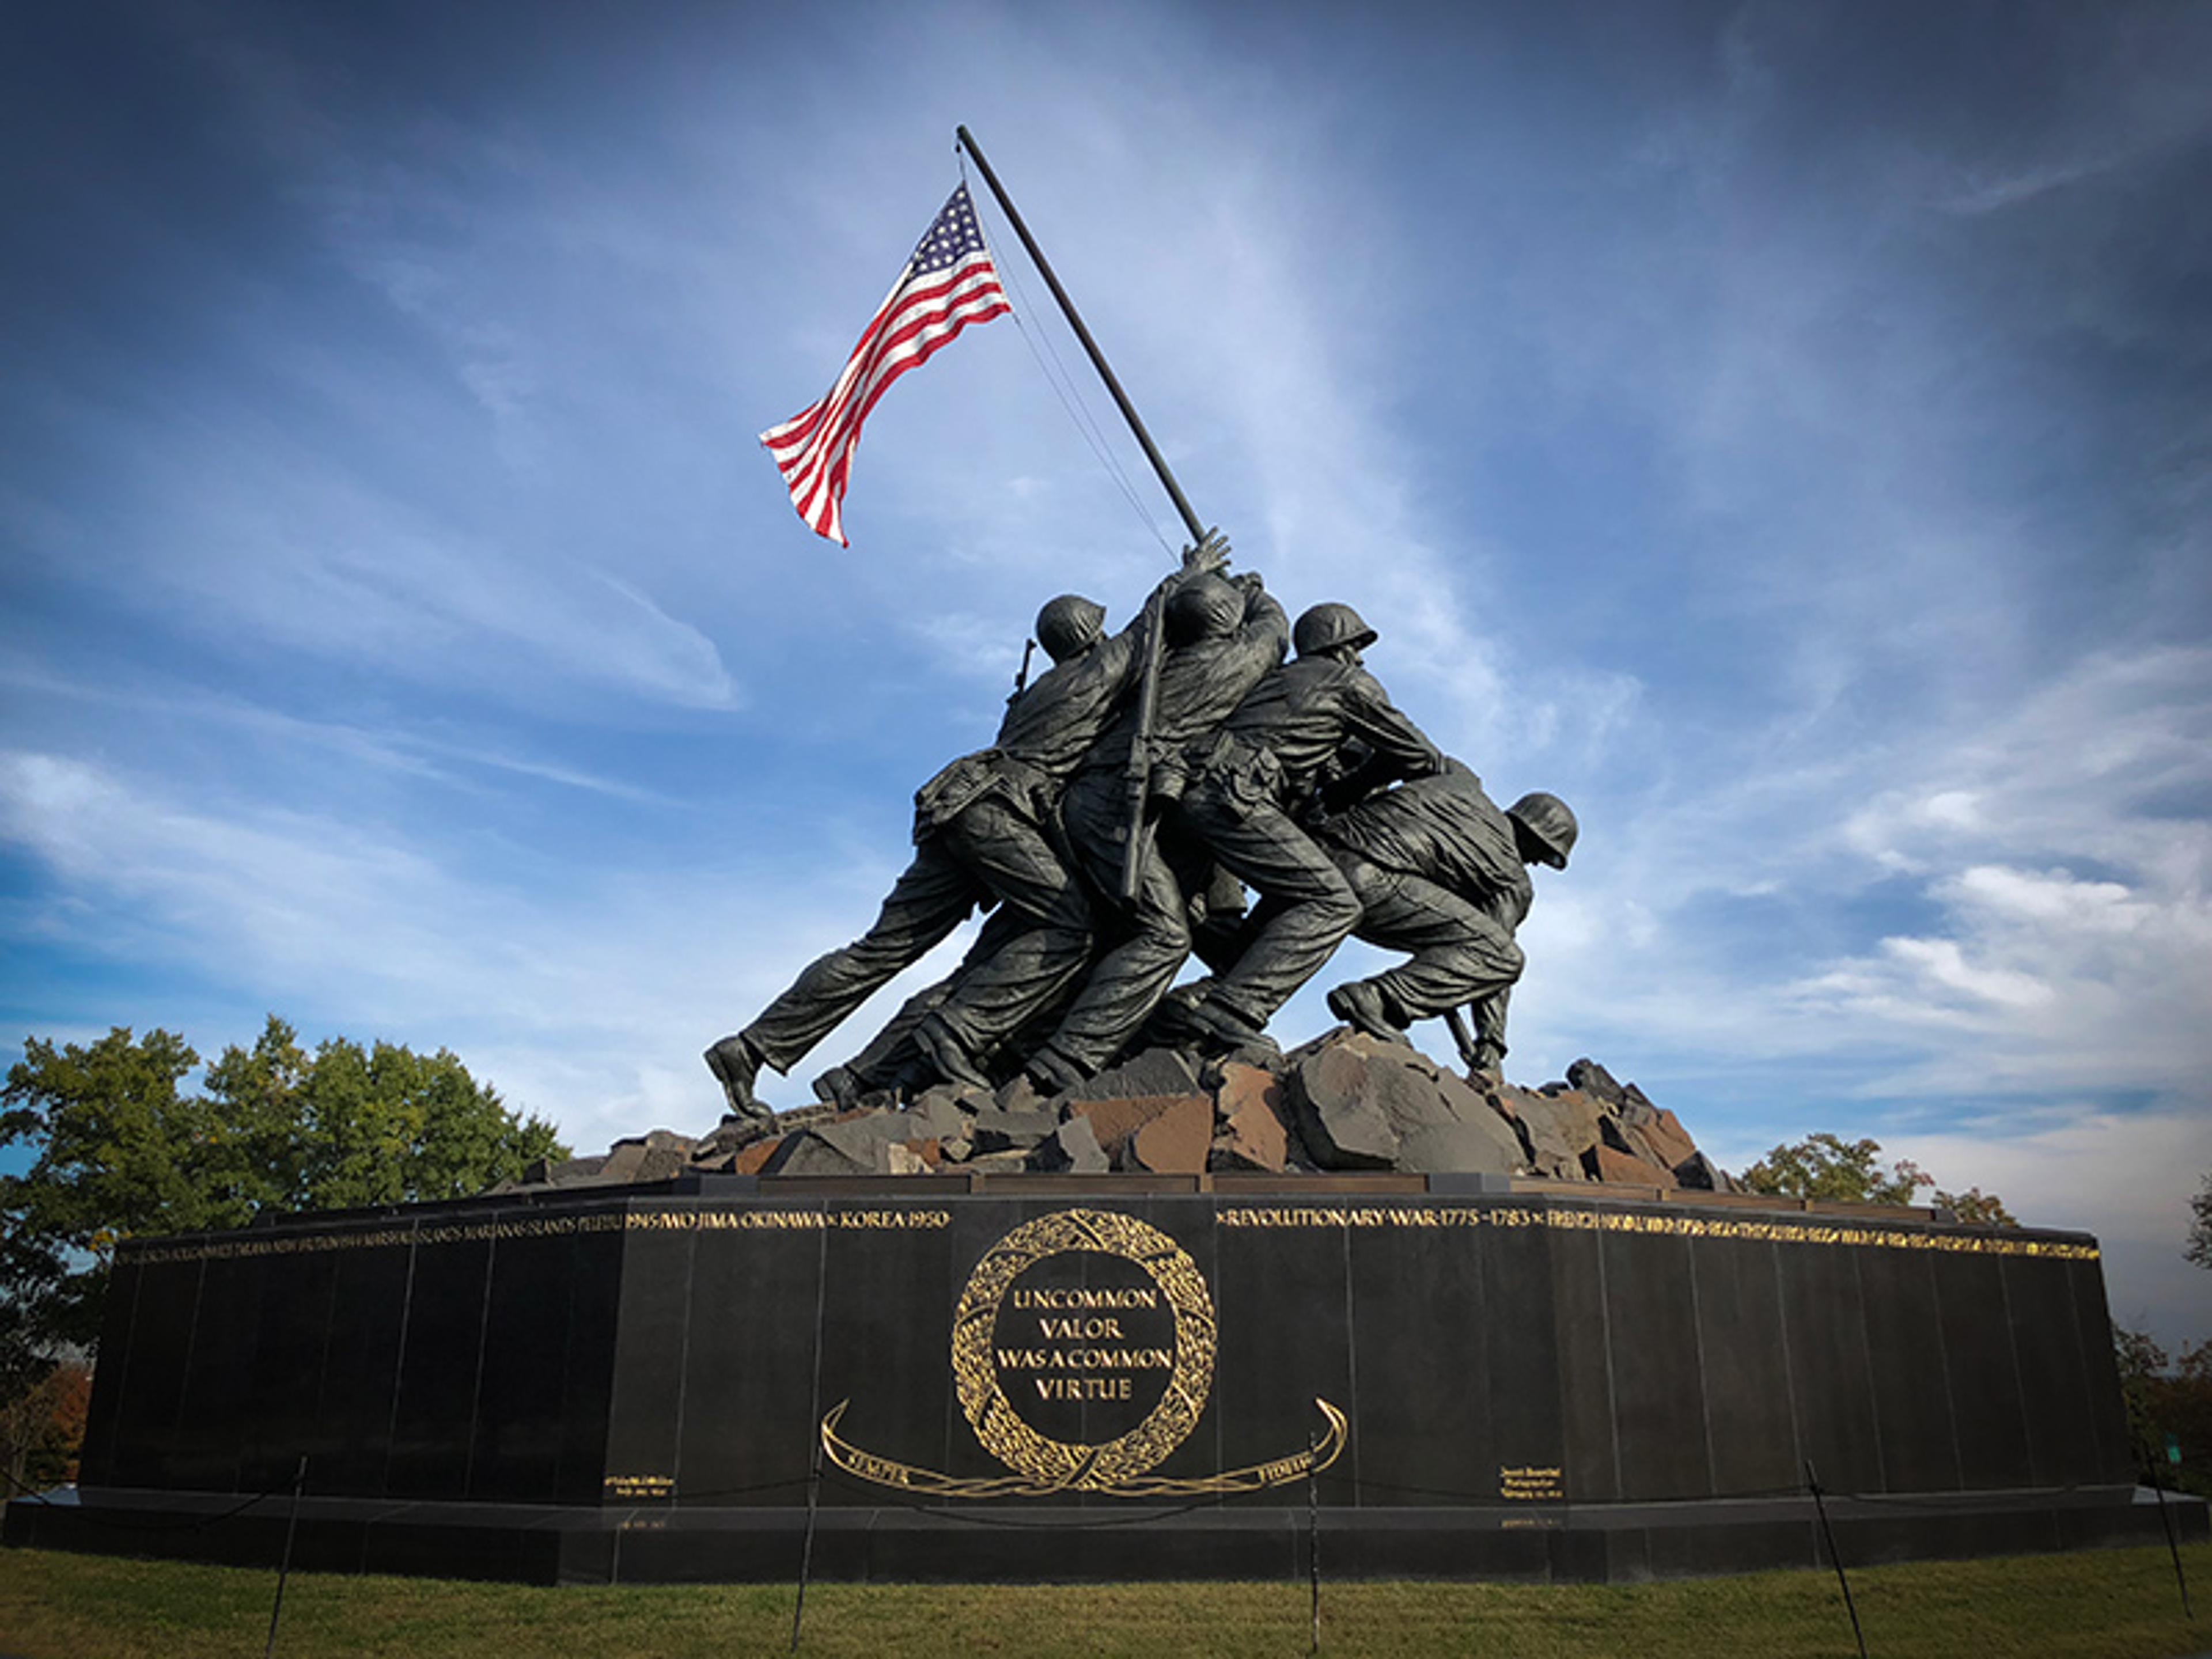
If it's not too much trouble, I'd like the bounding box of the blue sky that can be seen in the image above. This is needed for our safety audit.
[3,1,2208,1343]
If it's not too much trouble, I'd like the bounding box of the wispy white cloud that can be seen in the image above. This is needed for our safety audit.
[0,747,970,1149]
[0,658,678,805]
[1515,646,2212,1066]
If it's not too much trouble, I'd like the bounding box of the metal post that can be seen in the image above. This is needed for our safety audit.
[793,1224,831,1652]
[1805,1461,1868,1659]
[2145,1440,2194,1620]
[263,1455,308,1659]
[1307,1429,1323,1656]
[790,1426,824,1652]
[953,126,1206,546]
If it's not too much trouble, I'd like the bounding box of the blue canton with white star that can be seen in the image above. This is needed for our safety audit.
[909,185,990,276]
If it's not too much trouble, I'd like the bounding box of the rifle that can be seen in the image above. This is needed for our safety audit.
[1119,589,1168,901]
[1444,1005,1484,1073]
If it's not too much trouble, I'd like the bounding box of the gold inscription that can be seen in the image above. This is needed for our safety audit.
[1010,1287,1160,1310]
[123,1206,951,1263]
[821,1209,1351,1501]
[603,1474,676,1499]
[995,1346,1174,1370]
[623,1209,952,1232]
[1034,1376,1133,1401]
[949,1210,1215,1492]
[1501,1464,1564,1501]
[1219,1205,2097,1260]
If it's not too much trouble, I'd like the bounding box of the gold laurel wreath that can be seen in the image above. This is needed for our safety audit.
[819,1206,1346,1499]
[948,1208,1215,1490]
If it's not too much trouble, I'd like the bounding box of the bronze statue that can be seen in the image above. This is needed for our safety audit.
[707,537,1576,1116]
[1165,602,1443,1051]
[705,538,1228,1120]
[1309,762,1575,1074]
[1019,571,1288,1095]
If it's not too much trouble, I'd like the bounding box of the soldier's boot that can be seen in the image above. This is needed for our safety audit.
[913,1015,993,1093]
[812,1065,865,1111]
[1465,1038,1506,1083]
[1186,998,1266,1054]
[1327,981,1405,1044]
[1141,984,1207,1050]
[1024,1042,1089,1099]
[704,1034,776,1129]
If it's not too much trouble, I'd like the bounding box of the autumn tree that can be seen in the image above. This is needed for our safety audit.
[0,1359,89,1493]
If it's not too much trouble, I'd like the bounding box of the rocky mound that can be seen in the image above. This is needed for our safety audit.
[499,1035,1730,1192]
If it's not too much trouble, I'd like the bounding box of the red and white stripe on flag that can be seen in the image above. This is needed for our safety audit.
[761,184,1011,546]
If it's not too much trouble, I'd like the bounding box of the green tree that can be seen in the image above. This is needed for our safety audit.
[1740,1131,2016,1223]
[0,1028,234,1354]
[1932,1185,2018,1227]
[1740,1132,1930,1206]
[2115,1324,2212,1498]
[1,1018,565,1360]
[202,1017,566,1213]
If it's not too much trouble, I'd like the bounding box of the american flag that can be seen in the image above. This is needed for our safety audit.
[761,184,1012,545]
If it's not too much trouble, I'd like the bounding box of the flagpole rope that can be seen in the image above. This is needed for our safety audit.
[960,153,1177,556]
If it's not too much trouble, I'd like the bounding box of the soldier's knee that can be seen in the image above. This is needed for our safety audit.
[1314,882,1363,936]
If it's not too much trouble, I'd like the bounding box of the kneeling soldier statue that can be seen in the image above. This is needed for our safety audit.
[1308,760,1576,1075]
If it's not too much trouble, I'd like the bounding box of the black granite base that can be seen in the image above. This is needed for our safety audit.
[3,1176,2162,1584]
[8,1480,2199,1586]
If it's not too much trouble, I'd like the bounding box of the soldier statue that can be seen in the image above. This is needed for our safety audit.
[1306,759,1576,1074]
[703,534,1228,1123]
[1020,569,1288,1095]
[1165,601,1443,1051]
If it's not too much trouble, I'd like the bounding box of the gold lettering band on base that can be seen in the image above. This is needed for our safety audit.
[822,1396,1348,1500]
[1219,1205,2099,1261]
[120,1206,952,1264]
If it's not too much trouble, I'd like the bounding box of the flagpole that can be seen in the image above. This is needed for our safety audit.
[955,125,1206,905]
[955,126,1206,546]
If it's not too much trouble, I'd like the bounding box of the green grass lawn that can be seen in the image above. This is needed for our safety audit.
[1,1543,2205,1658]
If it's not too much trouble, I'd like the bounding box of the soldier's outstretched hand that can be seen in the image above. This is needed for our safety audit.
[1181,527,1232,575]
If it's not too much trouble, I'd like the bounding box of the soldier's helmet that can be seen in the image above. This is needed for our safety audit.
[1293,601,1379,660]
[1506,791,1578,870]
[1165,575,1243,646]
[1035,594,1107,663]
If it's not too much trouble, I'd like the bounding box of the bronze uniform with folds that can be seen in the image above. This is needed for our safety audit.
[1173,603,1442,1044]
[1023,573,1288,1092]
[704,590,1147,1120]
[1312,762,1577,1071]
